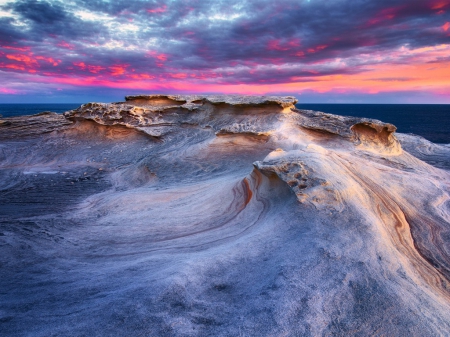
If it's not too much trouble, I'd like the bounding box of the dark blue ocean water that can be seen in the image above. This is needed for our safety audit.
[0,103,448,144]
[295,104,450,144]
[0,104,82,118]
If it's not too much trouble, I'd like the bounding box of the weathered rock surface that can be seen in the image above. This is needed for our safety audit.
[294,109,402,154]
[124,94,298,107]
[0,95,449,336]
[0,112,73,140]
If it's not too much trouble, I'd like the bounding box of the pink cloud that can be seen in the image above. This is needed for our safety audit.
[57,41,75,49]
[432,1,450,10]
[147,5,167,13]
[156,54,167,61]
[129,73,155,80]
[6,54,37,66]
[109,64,129,76]
[0,87,18,94]
[73,62,106,74]
[1,46,31,52]
[307,45,328,54]
[366,6,405,26]
[36,56,60,66]
[267,38,301,51]
[0,63,26,71]
[73,61,86,69]
[146,51,168,67]
[170,73,187,79]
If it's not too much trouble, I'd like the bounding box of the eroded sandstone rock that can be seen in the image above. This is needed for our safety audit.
[1,95,449,337]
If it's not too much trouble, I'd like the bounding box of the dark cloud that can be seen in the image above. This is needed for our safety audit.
[75,0,165,15]
[2,0,104,41]
[0,17,26,43]
[7,0,67,24]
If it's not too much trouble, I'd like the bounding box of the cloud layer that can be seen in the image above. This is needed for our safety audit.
[0,0,450,102]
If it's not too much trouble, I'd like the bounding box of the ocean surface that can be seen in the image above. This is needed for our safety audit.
[0,104,82,118]
[0,103,448,144]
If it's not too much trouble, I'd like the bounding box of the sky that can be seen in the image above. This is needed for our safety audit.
[0,0,450,103]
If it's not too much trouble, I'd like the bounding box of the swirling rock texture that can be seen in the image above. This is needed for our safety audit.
[1,95,449,336]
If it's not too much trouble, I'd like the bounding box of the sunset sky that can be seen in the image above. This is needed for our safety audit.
[1,0,450,103]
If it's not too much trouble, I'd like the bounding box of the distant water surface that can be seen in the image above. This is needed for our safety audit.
[0,103,448,144]
[0,104,81,118]
[295,104,450,144]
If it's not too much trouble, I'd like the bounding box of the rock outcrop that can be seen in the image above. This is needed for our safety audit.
[0,112,72,140]
[0,95,449,336]
[294,109,402,154]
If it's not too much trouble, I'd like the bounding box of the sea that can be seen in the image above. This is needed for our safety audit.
[0,103,449,144]
[0,104,81,118]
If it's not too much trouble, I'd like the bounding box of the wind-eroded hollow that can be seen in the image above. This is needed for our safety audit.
[62,120,154,141]
[215,132,270,142]
[351,122,397,148]
[210,102,284,115]
[126,97,186,107]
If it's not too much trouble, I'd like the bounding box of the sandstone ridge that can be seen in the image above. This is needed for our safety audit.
[60,95,401,154]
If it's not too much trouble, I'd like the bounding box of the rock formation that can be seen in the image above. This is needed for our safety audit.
[0,95,449,336]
